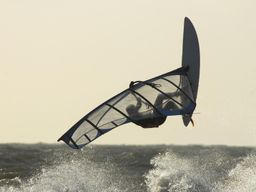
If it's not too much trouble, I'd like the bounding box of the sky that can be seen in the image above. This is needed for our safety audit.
[0,0,256,146]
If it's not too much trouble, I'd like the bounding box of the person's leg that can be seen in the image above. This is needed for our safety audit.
[163,101,178,110]
[154,94,166,107]
[154,92,178,107]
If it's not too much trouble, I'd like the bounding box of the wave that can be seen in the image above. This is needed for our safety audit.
[213,155,256,192]
[1,145,256,192]
[144,149,256,192]
[0,150,126,192]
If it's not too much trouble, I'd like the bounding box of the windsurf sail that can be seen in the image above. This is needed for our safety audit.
[58,17,200,149]
[58,66,196,149]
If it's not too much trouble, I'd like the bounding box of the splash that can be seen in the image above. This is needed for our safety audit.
[213,155,256,192]
[144,152,213,192]
[144,150,256,192]
[0,151,125,192]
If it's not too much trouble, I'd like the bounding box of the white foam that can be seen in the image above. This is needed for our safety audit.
[0,153,124,192]
[145,151,256,192]
[213,155,256,192]
[144,152,208,192]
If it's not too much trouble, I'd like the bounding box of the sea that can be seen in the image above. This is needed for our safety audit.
[0,144,256,192]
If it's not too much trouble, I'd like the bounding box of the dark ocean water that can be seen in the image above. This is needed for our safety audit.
[0,144,255,192]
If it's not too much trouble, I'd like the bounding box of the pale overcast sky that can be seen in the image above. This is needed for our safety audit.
[0,0,256,146]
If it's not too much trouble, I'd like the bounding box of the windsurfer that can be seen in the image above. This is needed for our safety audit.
[126,90,179,128]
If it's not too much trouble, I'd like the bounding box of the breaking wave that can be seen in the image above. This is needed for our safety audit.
[213,155,256,192]
[144,150,256,192]
[0,151,125,192]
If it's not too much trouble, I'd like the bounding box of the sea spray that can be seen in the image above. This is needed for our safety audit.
[144,152,211,192]
[144,148,256,192]
[213,155,256,192]
[144,149,235,192]
[0,149,125,192]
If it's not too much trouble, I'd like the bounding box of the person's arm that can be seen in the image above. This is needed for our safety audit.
[134,97,142,110]
[166,91,180,98]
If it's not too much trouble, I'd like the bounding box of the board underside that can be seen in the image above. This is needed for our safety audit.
[181,17,200,126]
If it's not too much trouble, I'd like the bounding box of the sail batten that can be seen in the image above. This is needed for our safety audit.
[161,77,196,106]
[128,88,164,116]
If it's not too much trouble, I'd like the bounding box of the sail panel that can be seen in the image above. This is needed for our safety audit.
[58,67,196,149]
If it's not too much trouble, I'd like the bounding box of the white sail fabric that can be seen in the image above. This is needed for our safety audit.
[58,67,196,149]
